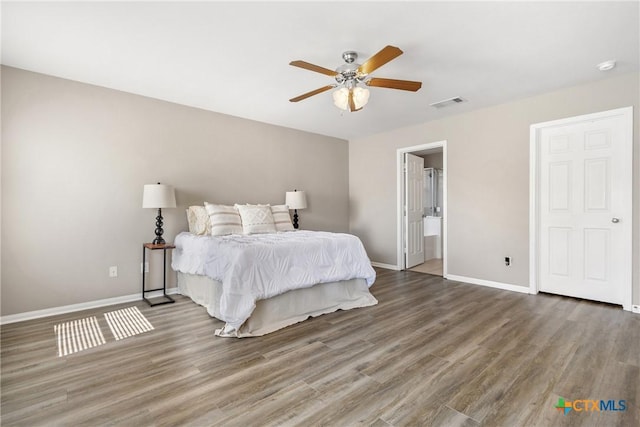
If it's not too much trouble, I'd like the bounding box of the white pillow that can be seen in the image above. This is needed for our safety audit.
[186,205,211,235]
[204,203,243,236]
[235,204,276,234]
[270,205,295,232]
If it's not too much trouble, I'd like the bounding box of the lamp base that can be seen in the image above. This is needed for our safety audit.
[153,208,166,245]
[292,210,299,229]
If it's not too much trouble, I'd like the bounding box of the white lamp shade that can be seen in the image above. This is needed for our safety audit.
[142,184,176,208]
[285,191,307,210]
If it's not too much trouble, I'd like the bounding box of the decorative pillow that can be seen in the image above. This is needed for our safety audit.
[270,205,295,232]
[204,203,243,236]
[235,204,277,234]
[186,205,211,235]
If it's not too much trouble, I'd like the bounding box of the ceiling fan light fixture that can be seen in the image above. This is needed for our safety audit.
[333,86,370,111]
[289,45,420,110]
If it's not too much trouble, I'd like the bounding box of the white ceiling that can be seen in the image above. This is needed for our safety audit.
[2,1,638,140]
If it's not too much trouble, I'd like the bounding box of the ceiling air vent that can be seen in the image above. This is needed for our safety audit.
[430,96,466,109]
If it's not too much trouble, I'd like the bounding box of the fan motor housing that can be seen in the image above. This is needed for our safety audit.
[336,51,365,84]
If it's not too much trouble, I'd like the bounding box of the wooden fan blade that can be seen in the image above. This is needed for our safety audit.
[348,88,356,112]
[289,85,334,102]
[347,89,362,112]
[366,77,422,92]
[289,60,338,77]
[358,45,403,75]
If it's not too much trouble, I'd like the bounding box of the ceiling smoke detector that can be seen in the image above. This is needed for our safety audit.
[597,60,616,71]
[430,96,466,109]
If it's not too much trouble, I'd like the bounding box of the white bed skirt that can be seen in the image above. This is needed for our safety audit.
[177,272,378,337]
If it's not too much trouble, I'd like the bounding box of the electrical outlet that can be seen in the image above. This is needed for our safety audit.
[505,256,511,267]
[140,262,149,274]
[109,266,118,278]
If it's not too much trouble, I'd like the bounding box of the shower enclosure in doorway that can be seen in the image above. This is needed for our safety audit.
[424,167,443,262]
[424,168,442,217]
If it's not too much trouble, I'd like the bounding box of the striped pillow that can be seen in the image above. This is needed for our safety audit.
[270,205,295,231]
[204,203,243,236]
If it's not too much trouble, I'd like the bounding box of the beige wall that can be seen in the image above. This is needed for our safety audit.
[1,66,349,316]
[420,153,443,170]
[349,72,640,305]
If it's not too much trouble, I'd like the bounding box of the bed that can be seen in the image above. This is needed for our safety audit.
[171,229,378,337]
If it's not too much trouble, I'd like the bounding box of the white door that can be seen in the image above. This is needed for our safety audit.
[536,107,632,306]
[404,153,425,268]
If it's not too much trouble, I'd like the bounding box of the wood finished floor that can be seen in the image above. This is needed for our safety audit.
[409,259,443,276]
[2,268,639,426]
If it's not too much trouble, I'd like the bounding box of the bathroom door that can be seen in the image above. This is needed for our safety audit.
[404,153,424,268]
[533,107,632,307]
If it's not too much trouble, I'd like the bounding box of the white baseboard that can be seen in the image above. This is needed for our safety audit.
[446,274,531,294]
[371,262,400,271]
[0,288,179,325]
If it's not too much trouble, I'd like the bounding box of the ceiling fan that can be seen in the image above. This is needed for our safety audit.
[289,45,422,112]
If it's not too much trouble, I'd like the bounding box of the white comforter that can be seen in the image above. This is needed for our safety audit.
[171,230,376,329]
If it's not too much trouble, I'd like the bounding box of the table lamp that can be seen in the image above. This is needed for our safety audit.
[142,183,176,245]
[285,189,307,229]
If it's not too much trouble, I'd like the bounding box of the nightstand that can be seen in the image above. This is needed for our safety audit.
[142,243,176,306]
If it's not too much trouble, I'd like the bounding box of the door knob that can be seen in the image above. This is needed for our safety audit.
[611,217,620,223]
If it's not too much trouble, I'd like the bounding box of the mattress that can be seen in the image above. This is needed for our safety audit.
[177,272,378,337]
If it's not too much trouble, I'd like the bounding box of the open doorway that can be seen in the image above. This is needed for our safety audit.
[396,141,447,277]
